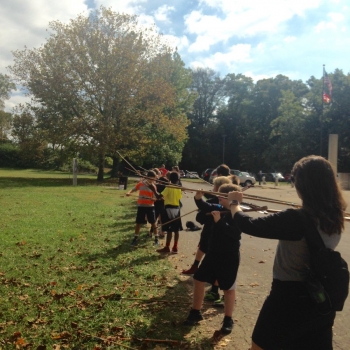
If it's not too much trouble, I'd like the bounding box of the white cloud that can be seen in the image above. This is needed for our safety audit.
[162,35,189,51]
[188,35,217,52]
[94,0,147,15]
[0,0,89,74]
[4,93,31,112]
[154,5,175,22]
[184,0,322,52]
[243,71,271,82]
[212,44,252,64]
[189,44,251,74]
[328,12,344,22]
[314,11,346,33]
[283,36,297,43]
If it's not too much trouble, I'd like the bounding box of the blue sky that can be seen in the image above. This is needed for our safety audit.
[1,0,350,110]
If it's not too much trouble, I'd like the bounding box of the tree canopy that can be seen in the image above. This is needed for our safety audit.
[9,7,192,179]
[0,73,15,110]
[181,69,350,174]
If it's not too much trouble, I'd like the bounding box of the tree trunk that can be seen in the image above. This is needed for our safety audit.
[110,156,120,178]
[97,152,105,181]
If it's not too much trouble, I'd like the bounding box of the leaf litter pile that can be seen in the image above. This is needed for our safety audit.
[0,179,211,349]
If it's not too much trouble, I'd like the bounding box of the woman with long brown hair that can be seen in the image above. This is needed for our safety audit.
[228,155,347,350]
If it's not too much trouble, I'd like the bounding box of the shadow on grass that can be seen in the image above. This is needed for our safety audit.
[80,239,220,348]
[0,176,101,188]
[112,212,136,221]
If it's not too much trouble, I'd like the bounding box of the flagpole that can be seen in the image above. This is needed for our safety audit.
[320,64,325,156]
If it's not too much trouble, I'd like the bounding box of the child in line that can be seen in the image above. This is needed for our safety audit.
[126,171,162,246]
[182,175,240,306]
[183,183,242,336]
[150,168,168,238]
[157,171,183,254]
[182,177,232,297]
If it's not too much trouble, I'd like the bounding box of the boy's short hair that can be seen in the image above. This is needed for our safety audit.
[169,171,179,184]
[152,168,161,176]
[218,183,241,194]
[213,176,231,188]
[216,164,230,176]
[147,170,157,178]
[228,174,240,185]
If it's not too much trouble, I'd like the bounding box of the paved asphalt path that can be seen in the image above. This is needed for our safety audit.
[161,180,350,350]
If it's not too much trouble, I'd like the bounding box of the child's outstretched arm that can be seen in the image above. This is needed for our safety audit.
[126,188,136,196]
[194,190,204,200]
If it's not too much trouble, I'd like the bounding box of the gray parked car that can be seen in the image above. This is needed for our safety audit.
[231,170,256,187]
[209,168,256,187]
[185,171,199,178]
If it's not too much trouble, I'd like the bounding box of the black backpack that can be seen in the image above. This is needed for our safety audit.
[186,221,201,231]
[303,215,349,314]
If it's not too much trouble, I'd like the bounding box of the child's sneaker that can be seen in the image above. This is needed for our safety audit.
[204,291,220,301]
[130,237,138,246]
[213,295,224,307]
[156,246,170,253]
[154,238,159,246]
[183,309,203,326]
[172,247,178,254]
[220,317,234,335]
[182,265,198,275]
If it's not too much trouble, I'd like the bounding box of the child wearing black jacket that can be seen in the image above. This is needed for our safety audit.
[183,183,242,335]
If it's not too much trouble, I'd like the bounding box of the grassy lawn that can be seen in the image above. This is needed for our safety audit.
[0,169,209,349]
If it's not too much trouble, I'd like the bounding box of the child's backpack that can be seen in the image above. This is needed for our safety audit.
[186,221,201,231]
[303,214,349,314]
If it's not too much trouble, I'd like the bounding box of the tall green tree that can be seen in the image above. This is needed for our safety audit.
[0,110,12,141]
[218,73,255,169]
[181,68,226,171]
[239,75,308,171]
[9,7,190,180]
[188,67,226,129]
[266,90,311,171]
[0,73,15,110]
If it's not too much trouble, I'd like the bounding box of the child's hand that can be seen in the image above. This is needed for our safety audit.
[211,211,221,223]
[194,190,204,200]
[227,191,243,203]
[126,192,131,197]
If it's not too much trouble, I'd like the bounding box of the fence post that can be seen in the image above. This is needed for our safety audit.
[73,158,78,186]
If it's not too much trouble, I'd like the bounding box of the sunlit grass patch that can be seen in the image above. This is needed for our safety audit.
[0,170,205,349]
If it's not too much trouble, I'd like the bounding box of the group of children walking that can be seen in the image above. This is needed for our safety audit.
[126,163,241,336]
[126,167,183,253]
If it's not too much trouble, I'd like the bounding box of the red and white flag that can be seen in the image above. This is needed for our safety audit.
[323,71,332,104]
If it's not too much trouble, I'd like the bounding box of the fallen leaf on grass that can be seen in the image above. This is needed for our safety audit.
[15,337,31,347]
[51,331,72,340]
[9,331,21,341]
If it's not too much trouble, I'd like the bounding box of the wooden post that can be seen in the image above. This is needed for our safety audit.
[73,158,78,186]
[328,134,338,175]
